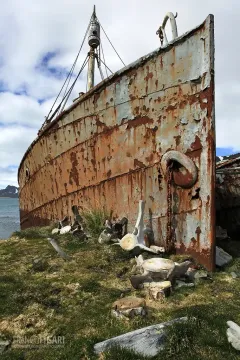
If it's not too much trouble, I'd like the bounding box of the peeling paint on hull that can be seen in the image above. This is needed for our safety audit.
[18,15,215,270]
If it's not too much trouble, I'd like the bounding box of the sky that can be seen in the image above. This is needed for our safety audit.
[0,0,239,189]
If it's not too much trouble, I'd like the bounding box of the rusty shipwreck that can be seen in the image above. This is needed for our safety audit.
[18,9,215,270]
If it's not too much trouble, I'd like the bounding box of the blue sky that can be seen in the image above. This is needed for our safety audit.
[0,0,240,189]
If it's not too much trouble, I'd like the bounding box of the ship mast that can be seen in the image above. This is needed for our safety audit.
[87,5,100,91]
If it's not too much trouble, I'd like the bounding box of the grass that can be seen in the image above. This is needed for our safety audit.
[0,226,240,359]
[80,207,110,239]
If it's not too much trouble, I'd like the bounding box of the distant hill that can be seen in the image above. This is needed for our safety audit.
[216,153,240,163]
[0,185,19,198]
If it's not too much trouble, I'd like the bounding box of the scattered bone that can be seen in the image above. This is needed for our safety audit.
[59,225,72,235]
[94,317,188,357]
[112,297,146,319]
[99,217,128,244]
[150,245,165,253]
[116,200,165,254]
[175,280,195,289]
[144,280,172,300]
[227,321,240,351]
[52,228,60,235]
[133,200,145,245]
[58,216,69,229]
[140,257,175,280]
[47,238,71,260]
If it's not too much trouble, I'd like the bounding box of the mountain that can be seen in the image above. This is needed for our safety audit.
[0,185,19,198]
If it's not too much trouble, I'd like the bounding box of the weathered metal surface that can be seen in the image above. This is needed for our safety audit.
[216,156,240,237]
[18,15,215,270]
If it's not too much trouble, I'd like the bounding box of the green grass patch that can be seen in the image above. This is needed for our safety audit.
[0,228,240,359]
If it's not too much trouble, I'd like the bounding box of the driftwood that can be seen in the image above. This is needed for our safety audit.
[94,317,188,357]
[47,238,71,260]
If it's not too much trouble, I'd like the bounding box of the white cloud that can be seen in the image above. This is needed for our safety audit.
[0,125,37,168]
[0,0,240,188]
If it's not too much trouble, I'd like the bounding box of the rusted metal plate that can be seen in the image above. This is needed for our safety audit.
[18,15,215,270]
[216,157,240,237]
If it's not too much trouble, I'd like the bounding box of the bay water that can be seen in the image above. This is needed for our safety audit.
[0,198,20,239]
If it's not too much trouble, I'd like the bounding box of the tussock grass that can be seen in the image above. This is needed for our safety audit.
[80,207,110,240]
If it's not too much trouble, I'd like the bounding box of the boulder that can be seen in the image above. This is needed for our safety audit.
[216,246,232,267]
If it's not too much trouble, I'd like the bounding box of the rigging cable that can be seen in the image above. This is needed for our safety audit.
[96,18,126,67]
[97,57,113,74]
[96,48,104,81]
[45,14,93,122]
[60,54,89,113]
[100,41,108,77]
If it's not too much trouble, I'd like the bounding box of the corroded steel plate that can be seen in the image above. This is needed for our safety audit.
[18,15,215,270]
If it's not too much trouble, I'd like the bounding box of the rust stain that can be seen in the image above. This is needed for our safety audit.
[18,15,215,270]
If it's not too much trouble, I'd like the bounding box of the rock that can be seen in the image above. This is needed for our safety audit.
[94,317,188,357]
[130,275,153,289]
[193,270,209,282]
[60,225,71,235]
[231,272,240,279]
[31,258,48,272]
[52,228,60,235]
[216,226,229,241]
[112,297,146,319]
[185,268,197,282]
[175,280,195,289]
[170,261,192,280]
[216,246,233,267]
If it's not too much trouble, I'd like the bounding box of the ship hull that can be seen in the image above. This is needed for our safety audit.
[18,15,215,270]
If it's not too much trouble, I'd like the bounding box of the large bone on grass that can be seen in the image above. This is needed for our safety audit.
[119,234,162,254]
[47,238,71,260]
[94,317,188,357]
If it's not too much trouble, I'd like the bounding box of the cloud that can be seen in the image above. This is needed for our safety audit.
[0,0,240,188]
[0,125,37,168]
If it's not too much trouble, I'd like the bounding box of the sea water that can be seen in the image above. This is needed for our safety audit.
[0,198,20,239]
